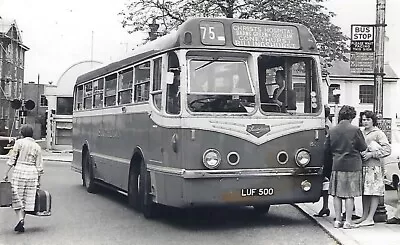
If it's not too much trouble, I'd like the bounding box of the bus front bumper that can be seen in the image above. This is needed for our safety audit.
[148,165,323,207]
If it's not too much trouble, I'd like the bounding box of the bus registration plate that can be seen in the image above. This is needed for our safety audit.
[241,188,274,197]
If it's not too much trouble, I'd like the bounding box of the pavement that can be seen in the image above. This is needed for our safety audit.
[1,150,400,244]
[297,195,400,245]
[0,149,72,163]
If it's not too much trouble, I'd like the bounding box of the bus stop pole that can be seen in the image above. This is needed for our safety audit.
[373,0,387,223]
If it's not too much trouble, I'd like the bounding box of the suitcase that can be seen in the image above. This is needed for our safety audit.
[0,181,12,207]
[30,189,52,216]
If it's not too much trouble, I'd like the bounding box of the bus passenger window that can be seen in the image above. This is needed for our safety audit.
[134,62,150,102]
[75,85,83,110]
[93,78,104,109]
[166,73,180,114]
[105,74,117,107]
[83,82,93,109]
[152,58,162,110]
[118,68,133,105]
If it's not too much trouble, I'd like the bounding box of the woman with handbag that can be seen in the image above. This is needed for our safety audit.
[3,125,44,233]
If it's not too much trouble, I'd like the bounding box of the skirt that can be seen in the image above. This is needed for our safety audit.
[362,166,385,196]
[329,170,362,198]
[11,164,39,211]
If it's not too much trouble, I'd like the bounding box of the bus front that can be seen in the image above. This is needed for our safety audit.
[172,19,325,210]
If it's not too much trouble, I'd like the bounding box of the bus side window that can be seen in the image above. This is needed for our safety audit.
[134,62,150,102]
[105,74,117,107]
[152,58,162,110]
[75,85,83,110]
[166,52,180,115]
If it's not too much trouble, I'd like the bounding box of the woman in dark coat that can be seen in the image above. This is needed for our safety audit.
[325,105,367,229]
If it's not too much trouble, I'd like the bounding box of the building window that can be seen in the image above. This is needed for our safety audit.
[57,97,73,115]
[40,95,48,107]
[328,84,340,103]
[293,83,305,102]
[359,85,374,104]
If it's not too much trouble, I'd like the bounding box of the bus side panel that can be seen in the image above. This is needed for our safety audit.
[154,127,184,206]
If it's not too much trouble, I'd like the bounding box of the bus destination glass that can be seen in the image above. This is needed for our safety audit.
[232,23,300,49]
[199,21,226,46]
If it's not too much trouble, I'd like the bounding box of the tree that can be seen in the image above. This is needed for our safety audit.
[120,0,349,67]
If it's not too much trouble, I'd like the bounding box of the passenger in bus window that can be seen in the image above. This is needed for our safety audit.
[231,74,246,93]
[325,105,367,229]
[272,70,296,111]
[166,74,180,114]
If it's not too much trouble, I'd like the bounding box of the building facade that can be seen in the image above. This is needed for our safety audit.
[45,60,102,151]
[0,17,29,137]
[318,59,399,127]
[22,82,48,139]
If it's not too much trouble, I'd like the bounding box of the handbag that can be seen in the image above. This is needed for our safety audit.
[0,181,12,207]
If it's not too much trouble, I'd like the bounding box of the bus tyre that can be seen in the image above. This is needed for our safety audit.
[128,165,140,210]
[253,205,270,215]
[82,152,97,193]
[139,161,157,219]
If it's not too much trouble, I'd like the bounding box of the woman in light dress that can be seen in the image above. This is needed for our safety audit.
[3,125,44,233]
[355,110,391,227]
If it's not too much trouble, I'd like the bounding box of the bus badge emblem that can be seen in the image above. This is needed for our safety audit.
[246,124,271,138]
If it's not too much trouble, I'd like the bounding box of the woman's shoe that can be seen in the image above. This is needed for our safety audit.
[314,208,330,217]
[343,222,359,229]
[14,219,24,232]
[333,221,343,228]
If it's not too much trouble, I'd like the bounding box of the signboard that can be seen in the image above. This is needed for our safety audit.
[350,24,375,74]
[350,53,374,74]
[377,118,392,144]
[351,25,374,41]
[231,23,300,49]
[199,21,226,46]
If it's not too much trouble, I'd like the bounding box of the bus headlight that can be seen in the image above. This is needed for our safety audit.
[203,149,221,169]
[295,149,311,167]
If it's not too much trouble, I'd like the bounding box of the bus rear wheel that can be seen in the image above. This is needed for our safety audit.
[253,205,270,215]
[82,152,97,193]
[139,160,157,218]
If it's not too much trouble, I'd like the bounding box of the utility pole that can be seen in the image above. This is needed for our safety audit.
[373,0,387,223]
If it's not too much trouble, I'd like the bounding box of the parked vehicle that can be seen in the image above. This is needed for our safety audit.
[383,128,400,189]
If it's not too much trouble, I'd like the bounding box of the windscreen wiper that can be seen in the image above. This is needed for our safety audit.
[195,57,219,71]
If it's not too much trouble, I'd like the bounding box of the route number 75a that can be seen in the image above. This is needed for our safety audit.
[200,26,215,40]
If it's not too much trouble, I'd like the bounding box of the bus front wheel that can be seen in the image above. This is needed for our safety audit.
[253,205,270,215]
[82,152,97,193]
[128,164,140,210]
[139,160,157,218]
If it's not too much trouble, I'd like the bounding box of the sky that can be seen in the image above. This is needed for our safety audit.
[0,0,399,84]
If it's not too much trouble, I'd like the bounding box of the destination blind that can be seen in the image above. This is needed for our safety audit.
[232,23,300,49]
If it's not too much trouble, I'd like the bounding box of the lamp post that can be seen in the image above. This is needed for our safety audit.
[373,0,388,223]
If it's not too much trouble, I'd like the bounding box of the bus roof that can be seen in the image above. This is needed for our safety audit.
[76,17,318,85]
